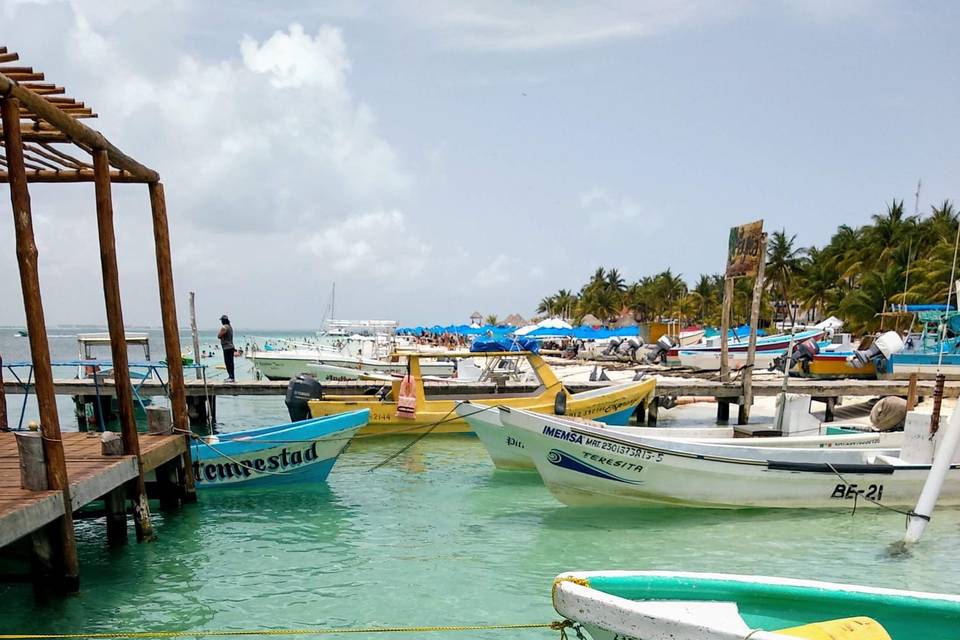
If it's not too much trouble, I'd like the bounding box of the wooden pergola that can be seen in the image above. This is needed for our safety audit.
[0,46,196,589]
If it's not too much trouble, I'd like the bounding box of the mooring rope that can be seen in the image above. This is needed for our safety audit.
[0,621,567,639]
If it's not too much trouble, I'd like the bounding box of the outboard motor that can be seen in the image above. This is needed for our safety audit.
[645,334,677,364]
[285,373,323,422]
[791,338,820,373]
[616,338,642,361]
[847,331,905,369]
[602,337,622,356]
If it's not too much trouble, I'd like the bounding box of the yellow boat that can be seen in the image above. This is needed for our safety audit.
[307,351,656,436]
[791,353,876,379]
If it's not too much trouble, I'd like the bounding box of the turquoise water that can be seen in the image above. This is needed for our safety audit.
[3,329,960,637]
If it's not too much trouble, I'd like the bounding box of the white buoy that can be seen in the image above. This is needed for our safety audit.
[903,405,960,544]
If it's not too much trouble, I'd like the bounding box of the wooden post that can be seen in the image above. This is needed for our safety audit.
[93,148,154,542]
[0,354,8,430]
[189,292,201,380]
[824,397,836,423]
[15,432,47,490]
[719,277,734,383]
[739,234,768,425]
[2,96,79,590]
[103,487,128,546]
[906,373,919,411]
[717,399,730,422]
[646,397,659,427]
[146,406,173,435]
[149,182,197,500]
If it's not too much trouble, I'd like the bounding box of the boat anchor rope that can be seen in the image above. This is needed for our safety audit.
[0,621,569,639]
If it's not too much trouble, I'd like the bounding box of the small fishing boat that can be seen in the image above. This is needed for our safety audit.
[666,328,824,365]
[501,406,953,509]
[457,402,732,471]
[463,404,899,472]
[552,571,960,640]
[307,351,655,436]
[191,409,369,488]
[677,348,784,371]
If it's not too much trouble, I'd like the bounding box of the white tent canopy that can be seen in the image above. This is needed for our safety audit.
[515,317,573,336]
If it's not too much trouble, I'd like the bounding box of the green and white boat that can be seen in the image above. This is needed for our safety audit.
[553,571,960,640]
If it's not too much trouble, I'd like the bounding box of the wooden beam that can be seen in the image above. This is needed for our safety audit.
[0,96,79,589]
[0,129,71,142]
[0,168,149,183]
[0,53,20,64]
[4,72,44,82]
[0,72,159,181]
[19,84,66,96]
[92,149,154,541]
[148,182,197,500]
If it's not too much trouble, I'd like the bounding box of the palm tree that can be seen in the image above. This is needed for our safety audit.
[766,229,806,324]
[484,314,498,326]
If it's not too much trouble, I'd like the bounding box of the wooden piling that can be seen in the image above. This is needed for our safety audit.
[149,182,197,500]
[93,149,154,542]
[906,373,919,411]
[1,96,79,590]
[0,354,8,430]
[740,234,767,425]
[719,278,734,383]
[646,397,659,427]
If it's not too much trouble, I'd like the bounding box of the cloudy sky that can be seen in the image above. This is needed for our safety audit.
[1,1,957,329]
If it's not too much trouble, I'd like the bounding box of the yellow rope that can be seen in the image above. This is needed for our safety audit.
[0,622,565,639]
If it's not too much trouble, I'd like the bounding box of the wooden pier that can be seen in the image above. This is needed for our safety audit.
[1,48,195,593]
[6,374,957,398]
[5,374,955,428]
[0,432,187,550]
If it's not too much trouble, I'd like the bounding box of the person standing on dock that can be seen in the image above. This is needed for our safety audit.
[218,315,235,382]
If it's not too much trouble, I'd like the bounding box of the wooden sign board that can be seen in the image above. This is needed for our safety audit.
[726,220,764,278]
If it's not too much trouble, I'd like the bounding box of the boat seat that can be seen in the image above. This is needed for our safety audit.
[869,454,910,466]
[778,616,891,640]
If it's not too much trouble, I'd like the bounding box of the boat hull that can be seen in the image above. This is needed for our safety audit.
[191,410,368,488]
[310,379,655,437]
[460,404,734,471]
[678,349,782,371]
[252,353,455,381]
[504,409,954,509]
[553,571,960,640]
[791,353,876,379]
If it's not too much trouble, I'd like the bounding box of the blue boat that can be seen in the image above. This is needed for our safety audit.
[191,409,369,488]
[885,306,960,379]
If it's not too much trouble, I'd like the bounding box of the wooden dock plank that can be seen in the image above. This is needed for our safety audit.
[0,490,64,549]
[0,431,187,552]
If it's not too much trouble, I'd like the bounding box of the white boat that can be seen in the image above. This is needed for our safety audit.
[677,348,784,371]
[456,402,733,471]
[250,348,456,381]
[499,406,950,509]
[459,402,901,472]
[552,571,960,640]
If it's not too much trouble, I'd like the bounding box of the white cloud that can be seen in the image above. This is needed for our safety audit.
[579,188,644,224]
[472,253,544,287]
[58,12,410,233]
[297,210,430,278]
[393,1,740,51]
